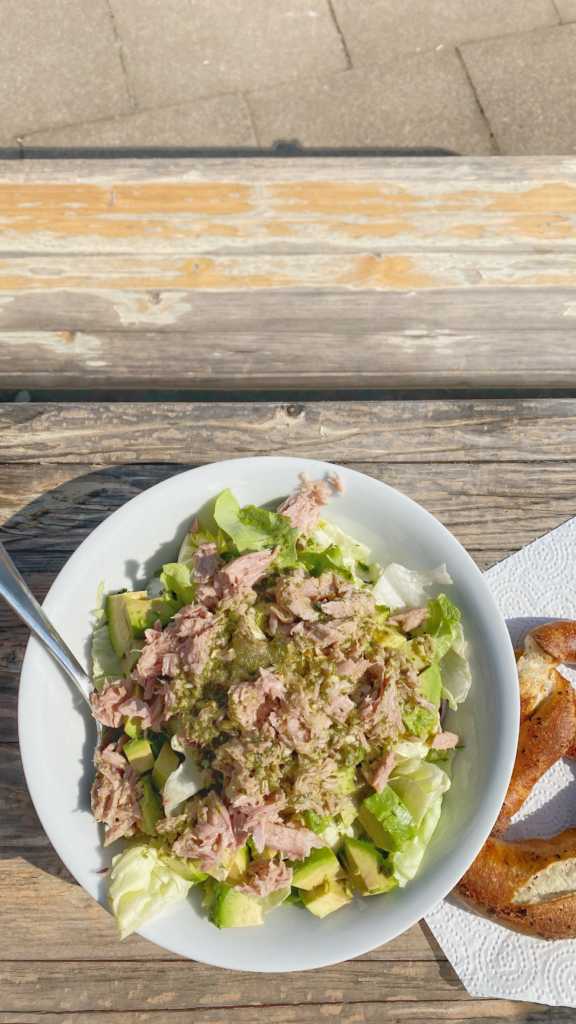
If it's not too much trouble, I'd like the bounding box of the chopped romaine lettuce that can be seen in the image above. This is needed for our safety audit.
[91,624,123,690]
[391,796,443,886]
[108,844,193,939]
[213,489,298,564]
[416,594,461,660]
[159,562,196,606]
[359,787,416,851]
[440,640,472,708]
[299,544,354,581]
[372,563,452,609]
[311,521,378,580]
[389,758,450,827]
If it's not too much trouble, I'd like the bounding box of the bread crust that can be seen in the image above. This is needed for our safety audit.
[455,621,576,938]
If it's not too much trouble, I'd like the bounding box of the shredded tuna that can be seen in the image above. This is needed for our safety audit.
[231,797,286,853]
[263,822,324,860]
[430,730,459,750]
[388,607,428,632]
[237,855,293,898]
[90,679,151,729]
[182,621,218,676]
[327,471,345,494]
[172,792,238,876]
[321,591,375,620]
[193,541,219,580]
[215,549,275,599]
[364,751,396,791]
[277,478,333,534]
[228,668,286,731]
[136,628,178,681]
[275,571,320,622]
[91,742,142,845]
[305,621,348,649]
[335,658,370,681]
[360,665,403,738]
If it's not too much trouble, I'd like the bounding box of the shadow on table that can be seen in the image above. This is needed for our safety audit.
[0,143,456,160]
[0,462,195,886]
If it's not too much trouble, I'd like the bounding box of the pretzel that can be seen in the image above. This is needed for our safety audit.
[456,621,576,939]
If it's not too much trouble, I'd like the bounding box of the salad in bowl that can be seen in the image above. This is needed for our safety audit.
[90,474,471,938]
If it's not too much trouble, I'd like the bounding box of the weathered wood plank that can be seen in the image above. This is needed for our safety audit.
[1,158,576,256]
[3,252,576,291]
[0,853,438,963]
[2,329,576,392]
[0,1000,562,1024]
[1,287,574,337]
[0,958,493,1012]
[1,400,576,465]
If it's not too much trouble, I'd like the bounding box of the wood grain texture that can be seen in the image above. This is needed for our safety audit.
[1,157,576,255]
[1,398,574,1021]
[2,157,576,391]
[2,327,576,392]
[0,1000,561,1024]
[3,399,576,464]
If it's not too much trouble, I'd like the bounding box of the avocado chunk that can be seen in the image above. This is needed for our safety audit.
[124,717,142,740]
[124,738,155,775]
[106,591,176,661]
[292,847,341,891]
[358,787,416,852]
[302,879,352,918]
[162,854,208,883]
[210,883,264,928]
[152,741,180,791]
[419,662,442,706]
[139,776,162,834]
[226,845,249,883]
[342,837,397,895]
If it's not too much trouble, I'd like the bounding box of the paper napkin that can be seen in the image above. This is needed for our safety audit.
[425,516,576,1007]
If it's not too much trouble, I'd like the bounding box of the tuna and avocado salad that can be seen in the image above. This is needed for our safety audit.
[90,475,471,937]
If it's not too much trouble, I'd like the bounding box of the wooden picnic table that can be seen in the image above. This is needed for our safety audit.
[1,156,576,1022]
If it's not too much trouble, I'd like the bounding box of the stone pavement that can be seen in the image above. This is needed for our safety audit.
[1,0,575,154]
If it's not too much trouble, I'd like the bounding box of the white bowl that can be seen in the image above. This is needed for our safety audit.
[18,456,519,971]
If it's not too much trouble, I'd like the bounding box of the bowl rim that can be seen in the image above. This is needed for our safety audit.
[17,455,520,970]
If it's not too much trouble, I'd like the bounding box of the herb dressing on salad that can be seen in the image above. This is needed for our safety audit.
[89,475,471,936]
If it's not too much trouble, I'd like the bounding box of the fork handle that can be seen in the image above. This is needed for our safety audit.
[0,542,92,705]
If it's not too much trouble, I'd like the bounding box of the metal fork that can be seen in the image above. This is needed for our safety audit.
[0,542,102,743]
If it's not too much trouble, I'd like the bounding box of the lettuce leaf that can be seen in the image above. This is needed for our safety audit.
[389,758,450,827]
[163,739,208,815]
[359,787,417,851]
[91,624,123,691]
[440,634,472,708]
[108,844,193,939]
[372,563,452,609]
[311,521,378,580]
[299,544,354,581]
[213,489,298,564]
[160,562,196,606]
[391,796,443,887]
[416,594,461,660]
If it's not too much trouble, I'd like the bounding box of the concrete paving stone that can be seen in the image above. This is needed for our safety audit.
[20,95,256,147]
[461,24,576,155]
[0,0,131,144]
[330,0,559,66]
[554,0,576,21]
[108,0,347,109]
[248,49,493,154]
